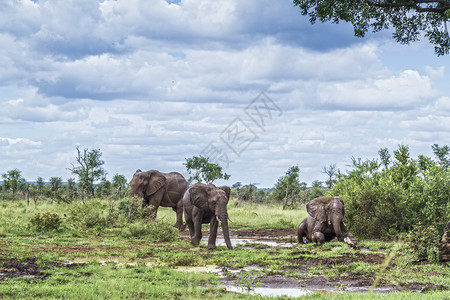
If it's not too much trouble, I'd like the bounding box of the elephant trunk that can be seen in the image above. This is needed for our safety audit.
[219,214,233,250]
[333,216,344,238]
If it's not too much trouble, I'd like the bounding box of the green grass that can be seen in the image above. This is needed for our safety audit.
[0,199,449,299]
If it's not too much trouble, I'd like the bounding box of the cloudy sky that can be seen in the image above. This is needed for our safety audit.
[1,0,449,188]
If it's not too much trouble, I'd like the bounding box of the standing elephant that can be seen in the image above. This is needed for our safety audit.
[183,183,233,250]
[130,169,188,230]
[297,197,356,247]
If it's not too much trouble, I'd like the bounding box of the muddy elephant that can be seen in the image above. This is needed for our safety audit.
[129,169,189,230]
[297,197,356,247]
[183,183,233,250]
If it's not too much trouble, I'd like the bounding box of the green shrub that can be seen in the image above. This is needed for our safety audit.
[66,200,108,230]
[406,224,442,262]
[162,252,201,266]
[328,146,450,239]
[122,220,179,242]
[117,197,143,222]
[29,211,62,231]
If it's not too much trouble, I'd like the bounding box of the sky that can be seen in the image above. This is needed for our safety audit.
[1,0,449,188]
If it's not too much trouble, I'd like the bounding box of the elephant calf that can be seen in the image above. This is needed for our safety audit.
[183,183,233,250]
[297,197,356,247]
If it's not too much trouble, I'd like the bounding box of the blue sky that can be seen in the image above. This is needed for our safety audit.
[0,0,449,187]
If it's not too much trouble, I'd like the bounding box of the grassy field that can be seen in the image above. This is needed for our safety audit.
[0,199,449,299]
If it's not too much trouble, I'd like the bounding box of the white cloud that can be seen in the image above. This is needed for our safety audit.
[316,70,435,110]
[0,0,448,187]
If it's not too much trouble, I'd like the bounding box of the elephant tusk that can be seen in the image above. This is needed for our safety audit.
[216,216,220,223]
[343,222,347,227]
[228,216,233,223]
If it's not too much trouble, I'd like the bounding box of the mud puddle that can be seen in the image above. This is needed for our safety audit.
[0,258,47,279]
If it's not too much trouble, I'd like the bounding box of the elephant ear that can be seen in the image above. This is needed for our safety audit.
[189,184,210,211]
[218,185,231,200]
[306,197,328,223]
[145,171,166,196]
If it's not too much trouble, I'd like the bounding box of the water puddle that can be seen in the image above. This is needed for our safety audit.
[216,238,293,248]
[175,265,262,277]
[64,257,158,268]
[224,285,311,297]
[0,272,37,278]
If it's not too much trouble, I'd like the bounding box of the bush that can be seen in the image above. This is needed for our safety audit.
[29,211,62,231]
[117,197,144,222]
[328,145,450,239]
[406,224,442,262]
[66,200,108,230]
[122,220,179,242]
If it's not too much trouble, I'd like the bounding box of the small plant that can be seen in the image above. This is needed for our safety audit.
[164,252,202,267]
[29,211,62,231]
[236,271,262,293]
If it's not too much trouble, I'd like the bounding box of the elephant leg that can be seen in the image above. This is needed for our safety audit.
[207,217,219,250]
[184,212,195,239]
[312,232,325,245]
[191,216,203,247]
[297,221,308,244]
[174,201,185,231]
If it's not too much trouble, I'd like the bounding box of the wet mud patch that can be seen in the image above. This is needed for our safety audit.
[0,258,47,279]
[234,228,297,238]
[287,252,386,266]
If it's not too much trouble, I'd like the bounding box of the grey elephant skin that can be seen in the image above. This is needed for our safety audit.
[183,183,233,250]
[297,197,356,246]
[129,169,188,230]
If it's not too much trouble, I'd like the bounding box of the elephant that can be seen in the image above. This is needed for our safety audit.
[297,197,356,247]
[183,183,233,250]
[129,169,189,230]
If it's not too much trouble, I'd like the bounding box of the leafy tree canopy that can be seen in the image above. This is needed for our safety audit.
[184,156,230,184]
[293,0,450,55]
[68,147,106,198]
[2,169,26,200]
[272,165,306,208]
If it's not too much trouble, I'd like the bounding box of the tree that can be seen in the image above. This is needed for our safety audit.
[2,169,26,200]
[36,177,45,200]
[112,174,129,198]
[432,143,450,169]
[96,179,112,198]
[68,147,106,199]
[322,163,338,189]
[310,180,325,200]
[378,148,391,170]
[49,177,63,203]
[184,156,230,184]
[293,0,450,56]
[272,166,305,208]
[65,178,78,201]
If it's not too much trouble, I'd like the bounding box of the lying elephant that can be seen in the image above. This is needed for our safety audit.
[183,183,233,250]
[297,197,356,247]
